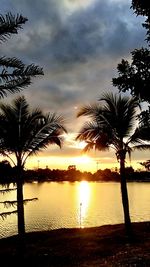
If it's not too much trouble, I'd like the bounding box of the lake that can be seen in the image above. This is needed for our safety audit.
[0,181,150,238]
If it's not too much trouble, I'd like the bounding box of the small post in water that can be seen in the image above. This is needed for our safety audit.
[80,202,82,228]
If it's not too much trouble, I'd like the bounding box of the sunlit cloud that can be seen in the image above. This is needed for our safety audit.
[63,0,96,11]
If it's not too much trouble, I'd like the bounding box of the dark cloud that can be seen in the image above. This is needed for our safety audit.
[1,0,146,67]
[55,0,145,63]
[1,0,145,114]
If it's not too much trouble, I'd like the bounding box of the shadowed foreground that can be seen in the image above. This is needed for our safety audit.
[1,222,150,267]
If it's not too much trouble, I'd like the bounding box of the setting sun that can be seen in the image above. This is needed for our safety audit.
[73,155,91,165]
[76,141,87,150]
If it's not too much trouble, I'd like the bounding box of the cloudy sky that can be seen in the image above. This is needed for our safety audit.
[0,0,149,171]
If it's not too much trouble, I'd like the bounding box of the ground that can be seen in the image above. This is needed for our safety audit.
[0,222,150,266]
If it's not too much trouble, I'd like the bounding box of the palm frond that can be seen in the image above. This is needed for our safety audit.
[0,59,43,81]
[19,64,44,77]
[132,144,150,151]
[0,188,16,194]
[99,92,118,114]
[0,56,25,69]
[0,57,43,98]
[99,93,140,139]
[76,121,99,140]
[44,113,67,133]
[0,210,17,220]
[0,13,27,42]
[22,198,38,204]
[0,198,38,209]
[83,141,95,152]
[0,77,31,98]
[76,120,113,152]
[77,104,102,118]
[129,126,150,144]
[0,200,18,208]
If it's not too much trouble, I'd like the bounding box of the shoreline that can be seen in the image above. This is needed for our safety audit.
[1,179,150,186]
[0,221,150,266]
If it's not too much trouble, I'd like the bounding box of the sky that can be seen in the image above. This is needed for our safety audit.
[0,0,149,172]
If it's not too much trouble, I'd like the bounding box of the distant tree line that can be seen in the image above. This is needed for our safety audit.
[1,162,150,183]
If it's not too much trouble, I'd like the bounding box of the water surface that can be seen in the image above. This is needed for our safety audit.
[0,181,150,238]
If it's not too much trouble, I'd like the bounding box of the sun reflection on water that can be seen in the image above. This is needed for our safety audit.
[77,181,91,228]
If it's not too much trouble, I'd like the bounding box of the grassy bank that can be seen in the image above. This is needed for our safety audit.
[0,222,150,266]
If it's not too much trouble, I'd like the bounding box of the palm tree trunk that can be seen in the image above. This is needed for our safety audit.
[16,165,25,236]
[16,169,26,263]
[17,180,25,235]
[120,156,132,236]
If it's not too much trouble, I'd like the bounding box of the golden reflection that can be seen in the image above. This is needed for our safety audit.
[77,181,91,228]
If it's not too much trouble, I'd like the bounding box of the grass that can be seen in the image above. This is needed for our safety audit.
[0,222,150,266]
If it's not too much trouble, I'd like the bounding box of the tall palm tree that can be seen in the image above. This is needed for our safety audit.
[0,96,67,236]
[76,92,150,236]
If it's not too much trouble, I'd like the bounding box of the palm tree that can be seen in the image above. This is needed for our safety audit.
[0,96,67,236]
[76,92,150,236]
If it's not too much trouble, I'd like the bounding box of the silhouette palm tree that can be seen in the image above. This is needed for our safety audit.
[76,92,150,236]
[0,96,67,236]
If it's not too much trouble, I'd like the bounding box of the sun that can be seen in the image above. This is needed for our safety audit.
[74,155,91,165]
[76,141,87,150]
